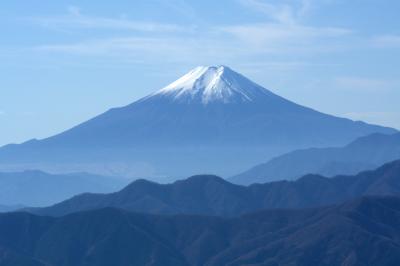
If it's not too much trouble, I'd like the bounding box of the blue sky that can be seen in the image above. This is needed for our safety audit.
[1,0,400,146]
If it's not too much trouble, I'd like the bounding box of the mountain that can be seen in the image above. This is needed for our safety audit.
[0,204,23,213]
[0,170,131,207]
[231,132,400,185]
[3,196,400,265]
[0,66,395,178]
[30,160,400,217]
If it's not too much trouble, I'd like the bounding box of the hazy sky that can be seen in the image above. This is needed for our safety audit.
[1,0,400,146]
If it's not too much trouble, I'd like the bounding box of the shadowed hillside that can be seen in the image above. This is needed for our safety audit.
[30,160,400,217]
[2,196,400,265]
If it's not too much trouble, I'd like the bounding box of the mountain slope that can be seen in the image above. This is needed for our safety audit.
[0,170,130,207]
[0,204,24,213]
[231,132,400,185]
[30,160,400,217]
[0,66,395,178]
[3,196,400,265]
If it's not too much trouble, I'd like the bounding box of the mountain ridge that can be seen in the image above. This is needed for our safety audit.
[0,170,130,207]
[28,160,400,217]
[3,196,400,265]
[230,132,400,185]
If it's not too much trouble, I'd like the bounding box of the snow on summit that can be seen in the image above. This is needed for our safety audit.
[152,65,274,104]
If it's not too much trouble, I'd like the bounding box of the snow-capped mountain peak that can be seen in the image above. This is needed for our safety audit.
[151,65,274,104]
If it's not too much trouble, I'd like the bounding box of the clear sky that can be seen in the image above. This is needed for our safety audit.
[1,0,399,146]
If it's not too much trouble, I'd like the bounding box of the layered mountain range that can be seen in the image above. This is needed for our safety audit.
[0,66,395,178]
[0,170,130,207]
[231,132,400,185]
[2,196,400,266]
[29,160,400,217]
[1,159,399,265]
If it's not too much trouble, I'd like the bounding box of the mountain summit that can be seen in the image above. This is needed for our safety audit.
[0,66,396,178]
[148,65,275,104]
